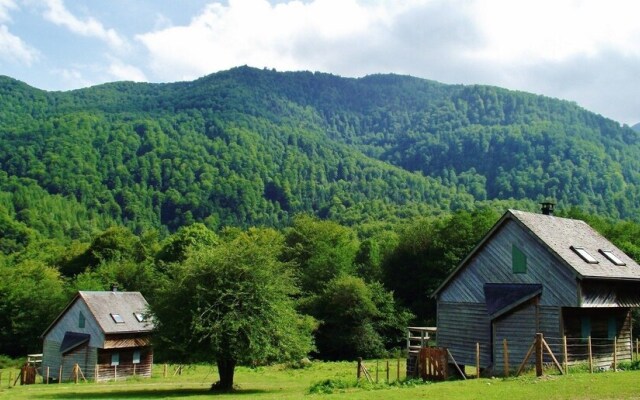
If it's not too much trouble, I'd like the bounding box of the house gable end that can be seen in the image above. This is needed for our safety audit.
[438,217,579,307]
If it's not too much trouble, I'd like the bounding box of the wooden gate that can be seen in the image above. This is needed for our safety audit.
[419,347,448,381]
[20,364,37,385]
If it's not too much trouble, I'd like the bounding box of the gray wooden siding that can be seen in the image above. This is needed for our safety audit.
[43,299,105,347]
[41,340,98,382]
[96,348,153,381]
[42,340,62,380]
[562,308,633,367]
[492,304,562,375]
[436,302,491,368]
[440,219,578,307]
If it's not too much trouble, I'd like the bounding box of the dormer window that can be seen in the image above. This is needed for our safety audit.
[134,312,145,322]
[571,246,598,264]
[110,313,124,323]
[599,249,626,266]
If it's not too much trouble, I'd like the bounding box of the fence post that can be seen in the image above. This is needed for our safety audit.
[613,336,617,372]
[535,333,543,377]
[397,357,400,382]
[476,342,480,379]
[636,338,639,362]
[375,360,379,383]
[7,372,11,389]
[74,364,79,384]
[588,336,593,373]
[163,363,167,378]
[58,365,62,383]
[503,338,509,377]
[386,360,389,383]
[0,371,2,386]
[357,357,362,382]
[95,364,98,382]
[46,367,49,384]
[563,335,568,374]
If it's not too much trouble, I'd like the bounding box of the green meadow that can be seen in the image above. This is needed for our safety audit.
[2,361,640,400]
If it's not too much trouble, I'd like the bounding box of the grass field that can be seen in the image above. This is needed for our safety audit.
[2,361,640,399]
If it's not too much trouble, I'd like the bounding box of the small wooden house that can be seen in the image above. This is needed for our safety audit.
[434,208,640,375]
[41,288,154,382]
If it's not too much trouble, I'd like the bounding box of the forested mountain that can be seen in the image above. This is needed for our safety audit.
[4,67,640,359]
[1,66,639,242]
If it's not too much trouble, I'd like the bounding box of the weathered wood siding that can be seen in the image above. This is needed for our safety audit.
[492,304,562,374]
[96,347,153,381]
[43,298,105,348]
[562,308,632,367]
[436,302,491,368]
[439,219,578,306]
[42,340,98,382]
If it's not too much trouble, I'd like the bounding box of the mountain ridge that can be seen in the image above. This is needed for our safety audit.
[0,67,638,242]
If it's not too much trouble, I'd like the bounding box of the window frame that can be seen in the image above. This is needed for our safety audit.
[570,246,599,264]
[110,313,125,324]
[599,249,626,266]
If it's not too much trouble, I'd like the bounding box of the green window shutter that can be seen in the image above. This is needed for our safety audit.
[79,311,85,329]
[512,244,527,273]
[608,316,617,339]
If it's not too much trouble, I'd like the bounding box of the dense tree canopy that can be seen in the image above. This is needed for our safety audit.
[150,228,314,390]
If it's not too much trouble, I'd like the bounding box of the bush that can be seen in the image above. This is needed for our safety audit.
[617,360,640,371]
[0,355,23,369]
[308,378,356,394]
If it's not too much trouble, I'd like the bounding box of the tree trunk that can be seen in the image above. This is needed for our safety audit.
[213,357,236,391]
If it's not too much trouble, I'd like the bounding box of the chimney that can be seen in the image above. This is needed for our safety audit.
[540,202,555,216]
[110,283,118,292]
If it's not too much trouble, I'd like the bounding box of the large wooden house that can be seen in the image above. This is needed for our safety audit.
[434,207,640,375]
[41,288,154,382]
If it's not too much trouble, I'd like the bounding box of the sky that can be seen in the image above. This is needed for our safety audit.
[1,0,639,125]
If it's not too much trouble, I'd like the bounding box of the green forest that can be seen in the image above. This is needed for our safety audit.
[2,67,640,364]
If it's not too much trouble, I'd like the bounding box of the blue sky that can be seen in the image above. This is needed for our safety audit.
[1,0,640,125]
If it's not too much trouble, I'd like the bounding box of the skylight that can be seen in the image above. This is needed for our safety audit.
[570,246,599,264]
[110,313,125,323]
[599,249,626,266]
[134,312,145,322]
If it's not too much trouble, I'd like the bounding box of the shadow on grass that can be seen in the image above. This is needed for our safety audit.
[35,388,268,398]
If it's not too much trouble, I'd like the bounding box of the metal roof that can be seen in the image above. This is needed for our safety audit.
[434,209,640,296]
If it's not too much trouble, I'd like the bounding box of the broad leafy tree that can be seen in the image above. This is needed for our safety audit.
[150,228,314,390]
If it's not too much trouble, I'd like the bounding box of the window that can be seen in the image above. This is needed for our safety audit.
[133,312,145,322]
[512,244,527,273]
[133,350,141,364]
[608,316,617,339]
[599,249,626,266]
[110,313,124,324]
[111,353,120,366]
[570,246,599,264]
[79,311,85,329]
[581,316,591,341]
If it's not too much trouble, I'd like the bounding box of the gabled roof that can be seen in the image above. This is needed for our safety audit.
[434,209,640,296]
[79,291,153,334]
[42,290,154,338]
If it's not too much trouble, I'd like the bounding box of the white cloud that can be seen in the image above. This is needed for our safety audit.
[42,0,128,51]
[468,0,640,64]
[136,0,424,80]
[0,0,16,23]
[0,25,39,65]
[107,60,147,82]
